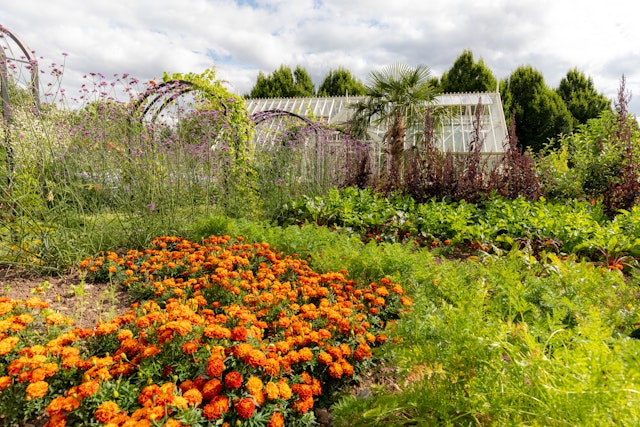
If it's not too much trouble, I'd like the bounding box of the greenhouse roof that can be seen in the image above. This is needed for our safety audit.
[245,92,508,153]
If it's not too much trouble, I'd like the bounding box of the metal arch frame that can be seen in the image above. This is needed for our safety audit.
[0,25,40,124]
[132,79,228,124]
[250,108,316,127]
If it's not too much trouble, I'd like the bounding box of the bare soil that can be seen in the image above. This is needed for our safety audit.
[0,267,131,330]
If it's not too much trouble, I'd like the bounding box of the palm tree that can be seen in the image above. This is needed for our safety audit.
[349,63,440,187]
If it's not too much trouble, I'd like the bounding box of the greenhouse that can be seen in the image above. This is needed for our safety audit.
[245,92,508,153]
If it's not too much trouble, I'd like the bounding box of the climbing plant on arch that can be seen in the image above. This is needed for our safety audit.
[158,68,262,217]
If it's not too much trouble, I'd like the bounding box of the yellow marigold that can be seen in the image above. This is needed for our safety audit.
[0,301,14,316]
[265,381,279,400]
[277,379,292,400]
[317,351,333,365]
[245,376,264,396]
[26,380,49,400]
[0,336,19,356]
[172,395,189,410]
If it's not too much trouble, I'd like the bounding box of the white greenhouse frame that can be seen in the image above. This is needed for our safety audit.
[245,92,508,154]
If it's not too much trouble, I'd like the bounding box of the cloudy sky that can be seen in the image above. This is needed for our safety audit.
[1,0,639,114]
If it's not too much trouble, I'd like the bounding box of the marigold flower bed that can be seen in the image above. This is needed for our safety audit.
[0,235,412,426]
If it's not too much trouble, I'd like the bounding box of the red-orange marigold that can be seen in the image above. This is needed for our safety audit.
[235,397,256,419]
[224,371,243,390]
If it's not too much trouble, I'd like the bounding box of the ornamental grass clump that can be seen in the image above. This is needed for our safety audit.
[0,235,411,426]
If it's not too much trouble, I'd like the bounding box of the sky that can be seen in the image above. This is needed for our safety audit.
[1,0,639,115]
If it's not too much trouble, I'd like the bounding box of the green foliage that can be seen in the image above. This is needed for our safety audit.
[317,68,366,96]
[556,68,611,126]
[537,108,640,202]
[249,65,315,98]
[501,65,573,152]
[440,49,498,93]
[333,251,640,426]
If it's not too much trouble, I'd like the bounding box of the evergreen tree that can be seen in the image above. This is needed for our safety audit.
[556,68,610,126]
[440,50,497,93]
[317,68,366,96]
[249,65,315,98]
[500,65,573,153]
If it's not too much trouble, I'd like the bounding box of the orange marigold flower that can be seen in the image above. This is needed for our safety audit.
[26,380,49,399]
[95,322,118,336]
[138,384,161,406]
[95,401,120,423]
[244,349,266,368]
[298,347,313,362]
[203,324,231,339]
[0,375,11,391]
[163,419,183,427]
[117,329,134,341]
[263,358,280,377]
[202,395,229,420]
[77,380,100,398]
[327,346,343,360]
[183,388,203,406]
[25,296,48,309]
[224,371,243,390]
[328,362,343,379]
[45,312,72,326]
[141,345,161,359]
[400,296,413,306]
[267,412,285,427]
[292,383,313,400]
[206,356,225,378]
[181,341,199,355]
[45,413,68,427]
[202,378,223,401]
[317,351,333,365]
[179,379,194,393]
[230,326,249,341]
[235,397,256,419]
[341,359,355,376]
[293,397,314,414]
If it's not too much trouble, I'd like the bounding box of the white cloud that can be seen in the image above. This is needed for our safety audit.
[1,0,639,113]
